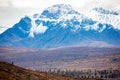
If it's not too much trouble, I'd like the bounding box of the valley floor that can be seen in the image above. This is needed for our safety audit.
[0,46,120,80]
[0,46,120,70]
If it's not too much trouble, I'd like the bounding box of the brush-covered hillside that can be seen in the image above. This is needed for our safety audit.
[0,61,104,80]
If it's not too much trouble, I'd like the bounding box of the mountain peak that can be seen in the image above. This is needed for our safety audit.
[93,7,119,15]
[40,4,77,19]
[50,4,72,11]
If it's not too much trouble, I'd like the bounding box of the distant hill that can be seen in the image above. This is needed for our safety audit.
[0,46,120,70]
[0,61,103,80]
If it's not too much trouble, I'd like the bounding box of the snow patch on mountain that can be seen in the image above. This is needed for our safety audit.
[29,17,48,37]
[35,23,48,34]
[83,22,106,32]
[82,7,120,29]
[18,26,29,33]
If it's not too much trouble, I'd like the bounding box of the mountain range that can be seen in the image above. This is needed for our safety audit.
[0,4,120,48]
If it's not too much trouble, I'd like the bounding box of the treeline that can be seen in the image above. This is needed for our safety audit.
[46,68,120,79]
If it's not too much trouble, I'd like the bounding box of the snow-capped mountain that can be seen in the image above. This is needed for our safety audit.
[0,4,120,48]
[83,7,120,30]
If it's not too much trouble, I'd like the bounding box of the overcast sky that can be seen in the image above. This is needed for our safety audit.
[0,0,120,33]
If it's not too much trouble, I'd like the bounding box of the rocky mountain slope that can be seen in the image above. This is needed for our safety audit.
[0,4,120,48]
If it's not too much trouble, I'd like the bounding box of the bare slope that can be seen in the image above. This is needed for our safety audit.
[0,61,103,80]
